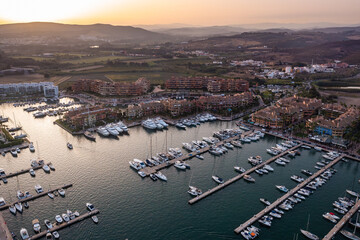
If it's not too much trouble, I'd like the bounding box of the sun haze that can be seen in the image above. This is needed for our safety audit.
[0,0,359,25]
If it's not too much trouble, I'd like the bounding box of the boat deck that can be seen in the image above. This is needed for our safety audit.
[0,184,73,211]
[233,154,345,234]
[30,209,100,240]
[323,198,360,239]
[188,144,302,205]
[0,162,52,181]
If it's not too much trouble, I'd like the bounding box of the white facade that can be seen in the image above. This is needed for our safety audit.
[0,82,58,97]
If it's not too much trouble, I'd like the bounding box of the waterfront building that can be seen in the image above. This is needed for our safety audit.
[0,82,58,97]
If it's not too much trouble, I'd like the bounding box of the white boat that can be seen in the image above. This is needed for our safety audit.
[58,188,65,197]
[32,219,41,232]
[92,215,99,223]
[347,189,360,197]
[55,215,63,224]
[244,175,255,183]
[62,213,70,222]
[276,185,289,193]
[300,229,319,240]
[188,186,202,196]
[86,202,95,211]
[138,171,146,178]
[67,142,73,149]
[323,213,337,223]
[260,198,271,206]
[234,166,246,173]
[29,168,36,177]
[314,146,322,151]
[195,155,204,160]
[53,231,60,239]
[43,164,51,173]
[175,122,186,129]
[105,125,119,136]
[129,161,141,170]
[133,159,146,169]
[15,202,23,213]
[275,159,286,166]
[97,127,110,137]
[20,228,30,240]
[263,165,274,172]
[48,192,55,199]
[155,171,167,181]
[174,161,186,170]
[142,119,157,130]
[10,149,18,157]
[212,175,224,184]
[35,184,43,193]
[340,230,360,240]
[29,143,35,152]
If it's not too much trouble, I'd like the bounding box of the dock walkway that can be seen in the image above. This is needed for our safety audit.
[188,144,302,205]
[0,184,73,211]
[0,142,29,153]
[322,198,360,240]
[30,209,100,240]
[0,162,52,181]
[233,154,345,234]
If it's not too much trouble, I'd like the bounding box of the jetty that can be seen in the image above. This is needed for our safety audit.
[141,130,254,176]
[322,198,360,239]
[30,209,100,240]
[233,154,345,234]
[0,141,29,153]
[0,162,52,181]
[0,184,73,211]
[0,213,12,239]
[188,144,302,205]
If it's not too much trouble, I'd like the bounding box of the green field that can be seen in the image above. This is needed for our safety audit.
[106,72,187,85]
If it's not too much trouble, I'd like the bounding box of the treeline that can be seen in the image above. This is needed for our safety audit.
[106,60,149,67]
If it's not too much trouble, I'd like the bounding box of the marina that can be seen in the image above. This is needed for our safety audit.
[233,154,345,235]
[30,209,100,240]
[0,184,73,211]
[1,101,360,239]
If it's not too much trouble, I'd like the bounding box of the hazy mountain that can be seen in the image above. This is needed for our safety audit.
[0,22,169,44]
[153,26,252,37]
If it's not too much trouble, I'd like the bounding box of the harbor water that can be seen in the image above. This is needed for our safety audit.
[1,102,360,240]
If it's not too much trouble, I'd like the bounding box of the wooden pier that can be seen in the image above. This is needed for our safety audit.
[188,144,302,205]
[322,198,360,240]
[0,142,29,153]
[30,209,100,240]
[233,154,345,234]
[0,162,52,181]
[0,184,73,211]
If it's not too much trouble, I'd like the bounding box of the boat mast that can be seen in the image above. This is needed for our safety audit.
[306,214,310,231]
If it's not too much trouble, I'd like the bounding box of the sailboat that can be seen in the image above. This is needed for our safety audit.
[187,171,202,196]
[8,192,16,215]
[341,200,360,240]
[300,215,319,240]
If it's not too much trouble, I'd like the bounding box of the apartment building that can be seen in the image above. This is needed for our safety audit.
[0,82,58,97]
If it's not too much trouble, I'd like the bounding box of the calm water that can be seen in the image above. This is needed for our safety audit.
[1,101,360,240]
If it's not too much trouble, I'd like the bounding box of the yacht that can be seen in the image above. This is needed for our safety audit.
[133,159,146,169]
[129,161,141,170]
[234,166,246,173]
[276,185,289,193]
[58,189,65,197]
[29,143,35,152]
[231,140,242,148]
[259,216,272,227]
[155,171,167,181]
[347,190,359,197]
[62,213,70,222]
[55,215,63,224]
[142,119,157,130]
[275,159,286,166]
[84,131,96,141]
[301,169,313,176]
[105,125,119,136]
[49,163,55,171]
[195,155,204,160]
[97,127,110,137]
[291,175,304,183]
[269,210,282,219]
[255,169,263,175]
[212,175,224,184]
[138,171,146,178]
[92,215,99,223]
[300,229,319,240]
[29,168,36,177]
[314,146,322,151]
[53,231,60,239]
[32,219,41,233]
[267,148,279,155]
[175,122,186,129]
[67,142,73,149]
[263,165,274,172]
[20,228,30,240]
[15,202,23,213]
[174,161,186,170]
[288,150,296,157]
[322,213,337,223]
[35,184,43,193]
[244,175,255,183]
[224,142,234,149]
[86,202,95,211]
[48,192,55,199]
[149,173,157,181]
[9,205,16,215]
[43,164,51,173]
[260,198,271,206]
[188,186,202,196]
[340,230,360,240]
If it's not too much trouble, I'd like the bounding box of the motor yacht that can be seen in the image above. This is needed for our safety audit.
[20,228,30,240]
[58,189,65,197]
[301,169,313,176]
[175,122,186,129]
[9,205,16,215]
[263,164,274,172]
[55,215,63,224]
[32,219,41,233]
[35,184,43,193]
[212,175,224,184]
[29,143,35,152]
[150,173,157,181]
[323,213,337,223]
[188,186,202,196]
[155,172,167,181]
[291,175,304,183]
[15,202,23,213]
[53,231,60,239]
[269,211,282,219]
[67,142,73,149]
[255,169,263,175]
[129,161,141,170]
[260,198,271,206]
[142,119,157,130]
[84,131,96,141]
[276,185,289,193]
[48,192,55,199]
[174,161,187,170]
[49,163,55,171]
[86,202,95,211]
[275,159,286,166]
[43,164,51,173]
[62,213,70,222]
[97,127,110,137]
[195,155,204,160]
[244,175,255,183]
[138,171,146,178]
[234,166,246,173]
[10,148,18,157]
[133,159,146,169]
[29,168,36,177]
[92,215,99,223]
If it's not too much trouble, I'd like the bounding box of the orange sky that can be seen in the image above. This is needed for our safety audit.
[0,0,359,26]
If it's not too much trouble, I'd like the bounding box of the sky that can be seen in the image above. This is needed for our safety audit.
[0,0,359,26]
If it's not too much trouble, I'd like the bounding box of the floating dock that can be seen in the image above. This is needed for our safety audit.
[0,142,29,153]
[0,184,73,211]
[0,162,52,181]
[233,154,345,234]
[323,198,360,240]
[30,209,100,240]
[188,144,302,205]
